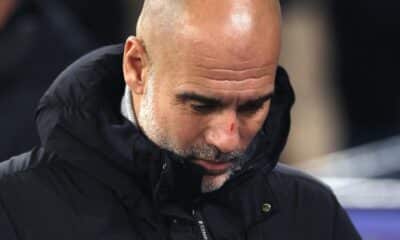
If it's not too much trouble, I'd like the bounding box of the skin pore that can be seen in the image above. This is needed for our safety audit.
[123,0,281,192]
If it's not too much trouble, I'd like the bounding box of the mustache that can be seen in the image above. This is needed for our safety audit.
[184,143,246,163]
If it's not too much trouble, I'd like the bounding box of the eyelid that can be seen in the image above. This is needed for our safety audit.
[240,95,272,107]
[190,103,219,114]
[176,93,221,106]
[187,94,273,114]
[237,96,272,113]
[192,100,220,107]
[237,102,264,112]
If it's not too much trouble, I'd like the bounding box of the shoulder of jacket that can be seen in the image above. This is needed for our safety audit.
[0,148,65,240]
[0,147,58,182]
[267,163,334,197]
[38,44,124,109]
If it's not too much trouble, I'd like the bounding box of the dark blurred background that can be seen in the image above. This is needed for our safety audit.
[0,0,142,161]
[1,1,399,238]
[279,0,400,164]
[280,1,400,239]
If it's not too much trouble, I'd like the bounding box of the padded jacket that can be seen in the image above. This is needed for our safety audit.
[0,45,361,240]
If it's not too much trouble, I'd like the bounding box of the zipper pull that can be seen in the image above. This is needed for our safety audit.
[192,209,210,240]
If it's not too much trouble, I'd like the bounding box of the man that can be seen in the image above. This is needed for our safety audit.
[0,0,360,239]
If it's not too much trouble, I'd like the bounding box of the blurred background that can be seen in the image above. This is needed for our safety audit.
[1,0,399,239]
[280,1,400,239]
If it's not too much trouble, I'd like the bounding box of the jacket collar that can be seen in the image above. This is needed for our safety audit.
[121,85,136,125]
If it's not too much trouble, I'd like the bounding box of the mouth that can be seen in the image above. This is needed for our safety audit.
[193,159,233,175]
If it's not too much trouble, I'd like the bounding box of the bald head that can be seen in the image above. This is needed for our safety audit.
[136,0,282,68]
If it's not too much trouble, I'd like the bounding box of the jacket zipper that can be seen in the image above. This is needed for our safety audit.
[192,209,211,240]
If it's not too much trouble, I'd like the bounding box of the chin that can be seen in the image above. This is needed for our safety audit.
[201,171,232,193]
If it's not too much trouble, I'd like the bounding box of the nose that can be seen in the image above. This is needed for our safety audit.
[204,111,241,154]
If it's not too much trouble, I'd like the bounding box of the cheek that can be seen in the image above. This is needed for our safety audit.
[178,117,201,136]
[174,114,208,148]
[158,99,206,146]
[240,124,260,147]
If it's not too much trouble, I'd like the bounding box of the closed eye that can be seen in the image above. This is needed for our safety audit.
[176,92,222,114]
[176,91,273,115]
[190,103,220,114]
[237,93,274,115]
[237,101,266,113]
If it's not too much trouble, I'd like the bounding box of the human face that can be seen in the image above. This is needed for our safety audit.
[138,55,276,192]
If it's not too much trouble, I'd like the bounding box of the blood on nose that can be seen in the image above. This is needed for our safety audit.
[229,122,235,133]
[204,111,241,154]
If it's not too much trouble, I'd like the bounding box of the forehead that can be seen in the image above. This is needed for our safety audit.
[168,32,278,95]
[152,1,281,97]
[178,20,280,67]
[156,38,277,103]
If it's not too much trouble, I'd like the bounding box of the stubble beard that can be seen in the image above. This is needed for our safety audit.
[138,74,246,193]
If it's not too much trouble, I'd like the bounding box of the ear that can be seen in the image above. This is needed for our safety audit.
[123,36,149,95]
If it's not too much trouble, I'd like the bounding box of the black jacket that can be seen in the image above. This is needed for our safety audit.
[0,45,361,240]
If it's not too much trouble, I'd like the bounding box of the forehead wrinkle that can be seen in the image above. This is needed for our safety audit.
[193,60,276,71]
[188,65,276,82]
[183,34,279,67]
[175,88,274,106]
[175,78,274,93]
[185,32,278,61]
[195,66,274,81]
[194,74,272,82]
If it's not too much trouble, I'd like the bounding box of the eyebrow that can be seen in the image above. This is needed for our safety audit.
[243,92,274,106]
[176,92,222,106]
[175,91,274,106]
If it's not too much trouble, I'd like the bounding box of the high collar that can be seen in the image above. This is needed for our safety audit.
[35,44,294,211]
[121,86,137,125]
